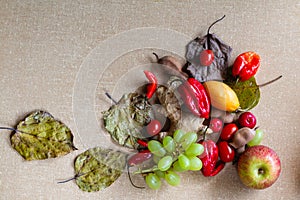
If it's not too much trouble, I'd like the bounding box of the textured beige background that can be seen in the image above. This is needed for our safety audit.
[0,0,299,199]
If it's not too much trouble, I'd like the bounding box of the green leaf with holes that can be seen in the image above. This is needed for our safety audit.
[225,76,260,110]
[74,147,127,192]
[10,110,76,160]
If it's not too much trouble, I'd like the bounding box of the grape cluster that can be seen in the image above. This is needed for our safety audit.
[145,130,204,189]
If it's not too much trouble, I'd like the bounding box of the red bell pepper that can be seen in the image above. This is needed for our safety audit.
[198,140,225,177]
[232,51,260,81]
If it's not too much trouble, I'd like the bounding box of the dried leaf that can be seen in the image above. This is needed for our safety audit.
[102,93,152,149]
[185,34,232,82]
[11,110,76,161]
[225,77,260,110]
[156,85,181,135]
[74,147,127,192]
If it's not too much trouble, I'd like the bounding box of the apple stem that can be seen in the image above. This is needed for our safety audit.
[258,75,282,88]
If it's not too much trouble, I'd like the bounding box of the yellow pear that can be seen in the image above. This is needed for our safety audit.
[203,81,240,112]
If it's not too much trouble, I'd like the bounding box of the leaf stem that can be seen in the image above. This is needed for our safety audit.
[258,75,282,88]
[105,92,118,105]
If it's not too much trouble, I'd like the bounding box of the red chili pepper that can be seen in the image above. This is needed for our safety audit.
[187,78,210,119]
[137,139,148,147]
[198,140,225,177]
[127,149,152,167]
[144,70,158,99]
[232,51,260,81]
[178,78,210,119]
[178,83,202,117]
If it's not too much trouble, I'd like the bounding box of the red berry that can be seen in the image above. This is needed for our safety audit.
[238,112,257,129]
[146,119,162,136]
[199,50,214,66]
[218,141,235,162]
[220,123,238,141]
[209,118,223,133]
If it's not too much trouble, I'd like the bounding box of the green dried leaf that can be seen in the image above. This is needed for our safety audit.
[74,147,127,192]
[102,93,152,149]
[11,110,76,161]
[225,77,260,110]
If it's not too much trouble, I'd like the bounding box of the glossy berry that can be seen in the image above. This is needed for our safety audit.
[218,141,235,162]
[209,118,223,132]
[199,49,214,66]
[146,119,162,137]
[220,123,238,141]
[238,112,257,129]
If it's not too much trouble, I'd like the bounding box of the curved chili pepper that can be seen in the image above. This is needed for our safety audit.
[127,149,152,167]
[178,78,210,119]
[232,51,260,81]
[178,83,202,117]
[187,78,210,119]
[137,139,148,147]
[199,140,225,177]
[144,70,158,99]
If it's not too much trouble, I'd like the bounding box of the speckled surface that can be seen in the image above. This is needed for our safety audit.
[0,0,299,199]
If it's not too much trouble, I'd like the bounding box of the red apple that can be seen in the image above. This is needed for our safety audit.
[237,145,281,189]
[238,112,256,129]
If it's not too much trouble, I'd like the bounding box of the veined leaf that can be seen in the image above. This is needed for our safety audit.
[74,147,127,192]
[225,77,260,110]
[11,110,76,161]
[102,93,152,149]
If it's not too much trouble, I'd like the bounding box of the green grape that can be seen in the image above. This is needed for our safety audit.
[178,154,190,170]
[154,170,165,179]
[148,140,166,157]
[172,161,187,172]
[163,136,176,153]
[179,132,197,150]
[188,156,203,171]
[185,143,204,157]
[145,173,161,190]
[165,171,180,186]
[158,156,173,171]
[173,129,185,143]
